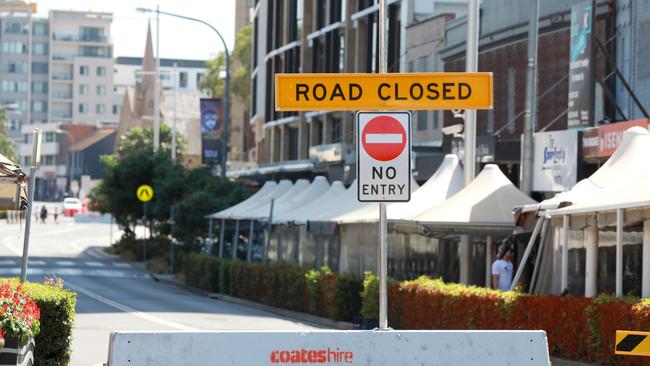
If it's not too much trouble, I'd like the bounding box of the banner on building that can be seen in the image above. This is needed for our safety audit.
[200,98,223,166]
[582,119,649,159]
[567,0,595,129]
[533,130,579,192]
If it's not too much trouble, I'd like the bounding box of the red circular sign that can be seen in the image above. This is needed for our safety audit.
[361,115,406,161]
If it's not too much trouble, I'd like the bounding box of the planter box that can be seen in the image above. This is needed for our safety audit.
[0,338,34,366]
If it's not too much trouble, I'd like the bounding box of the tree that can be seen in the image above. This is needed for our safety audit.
[117,124,186,159]
[200,25,252,106]
[0,111,17,163]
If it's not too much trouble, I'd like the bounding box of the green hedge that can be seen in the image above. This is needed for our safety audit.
[1,279,76,366]
[181,255,363,322]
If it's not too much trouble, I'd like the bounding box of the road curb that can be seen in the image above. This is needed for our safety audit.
[150,273,353,330]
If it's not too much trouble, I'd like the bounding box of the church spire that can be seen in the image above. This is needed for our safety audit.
[141,21,155,89]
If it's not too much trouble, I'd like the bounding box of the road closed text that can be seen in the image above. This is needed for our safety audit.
[275,72,493,111]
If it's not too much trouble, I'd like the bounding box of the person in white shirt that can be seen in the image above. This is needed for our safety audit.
[492,243,514,291]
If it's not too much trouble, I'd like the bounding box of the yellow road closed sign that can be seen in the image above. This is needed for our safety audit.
[275,72,493,111]
[136,184,154,203]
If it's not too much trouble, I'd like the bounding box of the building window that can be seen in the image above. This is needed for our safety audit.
[32,43,48,55]
[44,155,56,166]
[1,42,27,54]
[31,62,48,74]
[79,103,88,114]
[45,132,56,142]
[32,23,48,36]
[79,84,88,95]
[79,65,89,75]
[331,118,342,143]
[79,46,109,57]
[1,61,27,74]
[506,67,515,134]
[96,85,106,95]
[112,104,120,114]
[288,127,299,160]
[418,55,428,72]
[4,21,26,34]
[97,66,106,76]
[96,104,105,114]
[1,81,27,93]
[31,101,47,113]
[408,61,415,72]
[179,71,188,88]
[196,72,205,86]
[23,156,31,166]
[417,110,428,131]
[7,119,21,131]
[32,82,47,94]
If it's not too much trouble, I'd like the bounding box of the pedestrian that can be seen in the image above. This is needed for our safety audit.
[53,207,59,224]
[34,206,39,223]
[40,205,47,224]
[491,241,514,291]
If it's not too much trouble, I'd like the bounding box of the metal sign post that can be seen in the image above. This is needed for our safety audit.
[378,0,388,330]
[136,184,154,263]
[20,129,42,283]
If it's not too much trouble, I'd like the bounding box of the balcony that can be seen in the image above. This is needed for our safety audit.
[52,54,74,62]
[51,111,72,119]
[51,73,72,81]
[51,91,72,100]
[309,142,354,163]
[52,33,110,43]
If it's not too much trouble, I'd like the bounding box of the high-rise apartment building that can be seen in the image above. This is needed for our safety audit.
[0,5,118,199]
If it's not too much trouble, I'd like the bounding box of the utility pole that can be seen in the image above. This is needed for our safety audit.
[153,3,161,153]
[521,0,540,195]
[460,0,480,285]
[378,0,388,330]
[172,62,178,161]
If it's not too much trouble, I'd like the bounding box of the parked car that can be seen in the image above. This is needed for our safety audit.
[62,198,82,217]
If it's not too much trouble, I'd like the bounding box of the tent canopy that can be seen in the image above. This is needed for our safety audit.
[545,126,650,209]
[284,181,347,224]
[242,179,310,220]
[400,164,537,233]
[335,154,464,224]
[548,127,650,217]
[207,180,292,220]
[260,176,331,223]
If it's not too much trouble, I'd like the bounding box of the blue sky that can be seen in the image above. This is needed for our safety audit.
[36,0,236,61]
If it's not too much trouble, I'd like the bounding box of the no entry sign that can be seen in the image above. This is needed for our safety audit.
[357,111,411,202]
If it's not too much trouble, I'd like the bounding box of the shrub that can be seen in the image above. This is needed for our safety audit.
[0,282,41,347]
[108,234,168,262]
[333,272,362,321]
[182,253,221,293]
[0,279,76,366]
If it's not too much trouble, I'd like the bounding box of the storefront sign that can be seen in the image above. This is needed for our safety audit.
[582,119,649,158]
[533,130,579,192]
[275,73,493,111]
[567,0,595,128]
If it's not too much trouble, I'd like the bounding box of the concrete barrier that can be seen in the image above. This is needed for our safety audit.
[107,330,549,365]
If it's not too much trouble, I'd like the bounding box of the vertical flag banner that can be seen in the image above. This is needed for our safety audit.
[200,98,224,166]
[567,0,595,128]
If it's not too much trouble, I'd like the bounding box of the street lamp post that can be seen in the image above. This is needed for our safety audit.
[136,7,230,177]
[55,129,75,196]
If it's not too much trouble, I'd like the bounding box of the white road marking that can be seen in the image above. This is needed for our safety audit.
[0,268,146,278]
[29,260,46,266]
[0,260,16,265]
[365,133,403,144]
[1,235,22,256]
[113,262,131,268]
[56,261,75,266]
[65,281,198,331]
[86,261,104,267]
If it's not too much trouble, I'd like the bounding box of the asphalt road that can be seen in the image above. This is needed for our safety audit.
[0,206,317,366]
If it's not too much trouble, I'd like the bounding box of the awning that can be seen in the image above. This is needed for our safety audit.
[0,154,26,210]
[280,181,347,224]
[241,179,311,220]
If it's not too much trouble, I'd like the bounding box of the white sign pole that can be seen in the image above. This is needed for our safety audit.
[377,0,388,330]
